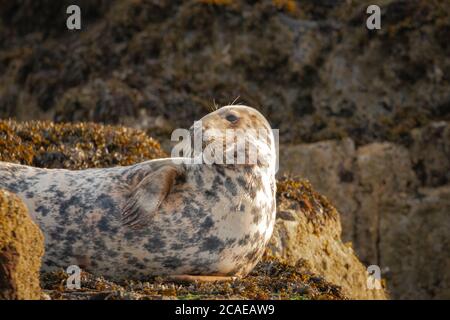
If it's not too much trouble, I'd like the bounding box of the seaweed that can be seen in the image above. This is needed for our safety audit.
[0,119,165,169]
[276,176,339,231]
[41,257,347,300]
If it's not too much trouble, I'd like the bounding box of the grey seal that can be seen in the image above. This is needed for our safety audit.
[0,105,277,281]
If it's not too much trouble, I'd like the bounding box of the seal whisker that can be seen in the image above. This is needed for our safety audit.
[212,99,219,111]
[230,95,240,106]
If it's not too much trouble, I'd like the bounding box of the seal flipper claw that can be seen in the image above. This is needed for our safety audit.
[122,165,183,228]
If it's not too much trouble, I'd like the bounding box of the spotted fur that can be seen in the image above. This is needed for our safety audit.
[0,105,277,280]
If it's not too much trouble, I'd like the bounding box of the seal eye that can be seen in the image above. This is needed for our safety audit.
[225,114,239,123]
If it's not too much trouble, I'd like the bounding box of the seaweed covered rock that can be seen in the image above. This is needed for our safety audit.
[54,79,144,125]
[41,257,347,300]
[0,189,44,299]
[1,0,449,145]
[267,177,388,300]
[0,119,166,169]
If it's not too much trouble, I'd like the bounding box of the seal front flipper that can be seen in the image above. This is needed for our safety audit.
[121,164,184,228]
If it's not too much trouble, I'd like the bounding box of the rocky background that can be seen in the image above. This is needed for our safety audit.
[0,0,449,299]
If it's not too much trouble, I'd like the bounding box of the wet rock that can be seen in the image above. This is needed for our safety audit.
[0,189,44,299]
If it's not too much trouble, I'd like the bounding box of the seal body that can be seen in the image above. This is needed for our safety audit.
[0,105,277,280]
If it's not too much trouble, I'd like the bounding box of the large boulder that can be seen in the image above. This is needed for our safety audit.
[0,189,44,299]
[279,121,450,299]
